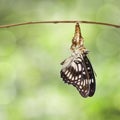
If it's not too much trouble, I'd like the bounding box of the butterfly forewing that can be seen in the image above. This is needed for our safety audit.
[73,57,90,97]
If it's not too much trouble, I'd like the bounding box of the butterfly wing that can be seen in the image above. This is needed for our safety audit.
[83,55,96,97]
[60,54,96,97]
[61,55,94,97]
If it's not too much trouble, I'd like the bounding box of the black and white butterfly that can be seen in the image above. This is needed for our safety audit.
[60,52,96,98]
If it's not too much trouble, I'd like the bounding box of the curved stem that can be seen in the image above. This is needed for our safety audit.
[0,20,120,28]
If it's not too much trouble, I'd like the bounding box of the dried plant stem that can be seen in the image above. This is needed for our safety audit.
[0,20,120,28]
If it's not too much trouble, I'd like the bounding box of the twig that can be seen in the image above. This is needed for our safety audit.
[0,20,120,28]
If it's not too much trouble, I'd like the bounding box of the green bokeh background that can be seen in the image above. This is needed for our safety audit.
[0,0,120,120]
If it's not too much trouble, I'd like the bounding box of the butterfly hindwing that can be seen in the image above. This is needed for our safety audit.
[83,55,96,97]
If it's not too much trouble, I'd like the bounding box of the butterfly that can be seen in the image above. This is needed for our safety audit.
[60,23,96,98]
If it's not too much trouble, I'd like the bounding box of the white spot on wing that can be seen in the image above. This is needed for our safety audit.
[77,58,82,62]
[65,70,68,74]
[78,79,80,82]
[74,62,78,71]
[71,62,76,69]
[89,79,91,84]
[91,78,94,83]
[85,90,88,93]
[72,77,74,81]
[81,81,83,85]
[67,72,70,77]
[78,64,81,72]
[83,72,85,75]
[87,67,90,70]
[77,82,80,85]
[79,75,81,78]
[75,76,78,80]
[74,81,77,84]
[86,79,88,84]
[79,85,82,89]
[83,80,85,86]
[69,74,72,79]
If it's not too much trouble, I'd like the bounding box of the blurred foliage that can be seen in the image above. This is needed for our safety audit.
[0,0,120,120]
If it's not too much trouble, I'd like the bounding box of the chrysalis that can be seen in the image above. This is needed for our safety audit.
[60,23,96,98]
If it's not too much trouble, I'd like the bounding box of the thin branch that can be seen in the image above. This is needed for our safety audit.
[0,20,120,28]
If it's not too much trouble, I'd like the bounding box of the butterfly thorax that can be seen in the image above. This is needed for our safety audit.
[71,45,88,56]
